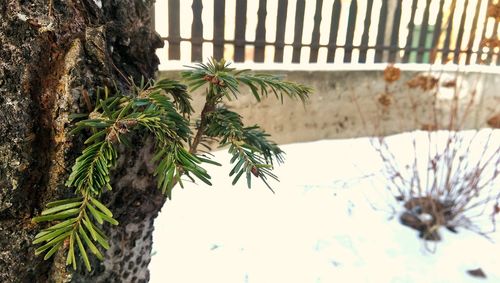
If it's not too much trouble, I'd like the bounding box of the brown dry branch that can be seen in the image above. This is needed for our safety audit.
[377,92,393,107]
[480,37,500,49]
[487,3,500,21]
[487,113,500,128]
[356,66,500,244]
[421,123,438,131]
[441,80,456,88]
[384,64,401,83]
[407,74,439,91]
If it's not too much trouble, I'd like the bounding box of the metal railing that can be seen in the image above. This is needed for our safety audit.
[155,0,500,66]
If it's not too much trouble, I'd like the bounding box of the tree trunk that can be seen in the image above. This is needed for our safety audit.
[0,1,164,282]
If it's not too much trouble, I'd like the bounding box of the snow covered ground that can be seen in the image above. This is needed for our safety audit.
[149,135,500,283]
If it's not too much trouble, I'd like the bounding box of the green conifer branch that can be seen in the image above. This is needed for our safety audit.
[235,73,311,103]
[181,57,312,103]
[32,194,117,271]
[151,79,194,116]
[204,106,283,191]
[153,142,215,199]
[32,58,312,271]
[33,79,196,270]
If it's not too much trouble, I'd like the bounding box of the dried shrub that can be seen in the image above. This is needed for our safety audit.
[487,113,500,128]
[373,129,499,241]
[420,123,438,131]
[441,80,456,88]
[480,37,500,49]
[354,69,499,243]
[384,65,401,83]
[407,74,439,91]
[400,196,455,241]
[377,92,393,107]
[487,3,500,21]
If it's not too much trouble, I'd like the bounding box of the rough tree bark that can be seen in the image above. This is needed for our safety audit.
[0,0,165,282]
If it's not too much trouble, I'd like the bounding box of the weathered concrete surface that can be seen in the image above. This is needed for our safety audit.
[159,67,500,144]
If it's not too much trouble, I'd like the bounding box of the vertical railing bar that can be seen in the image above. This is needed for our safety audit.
[488,20,499,65]
[359,0,374,63]
[274,0,288,63]
[430,0,445,63]
[292,0,306,63]
[402,0,418,63]
[496,27,500,64]
[453,0,470,64]
[254,0,267,62]
[416,0,432,63]
[168,0,181,60]
[309,0,324,63]
[465,0,483,64]
[234,0,247,62]
[441,0,457,63]
[213,0,225,60]
[344,0,358,63]
[191,0,204,62]
[377,0,390,62]
[150,3,156,31]
[327,0,342,62]
[487,0,500,64]
[476,0,492,64]
[496,40,500,65]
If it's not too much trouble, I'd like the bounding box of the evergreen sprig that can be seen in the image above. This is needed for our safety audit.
[66,141,117,195]
[181,58,310,193]
[241,126,284,165]
[32,79,201,271]
[236,73,310,103]
[204,106,283,191]
[151,79,194,116]
[32,58,312,271]
[181,58,312,103]
[32,195,117,271]
[153,142,219,198]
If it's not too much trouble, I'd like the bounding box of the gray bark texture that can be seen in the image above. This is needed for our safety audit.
[0,0,165,282]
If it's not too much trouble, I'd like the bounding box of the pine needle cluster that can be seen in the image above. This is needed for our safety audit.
[32,58,312,271]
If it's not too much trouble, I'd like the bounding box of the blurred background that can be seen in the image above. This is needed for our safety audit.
[149,1,500,282]
[154,0,500,69]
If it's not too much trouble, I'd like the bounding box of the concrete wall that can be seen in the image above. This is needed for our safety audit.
[158,65,500,145]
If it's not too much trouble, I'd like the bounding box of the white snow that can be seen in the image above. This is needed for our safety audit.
[149,135,499,283]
